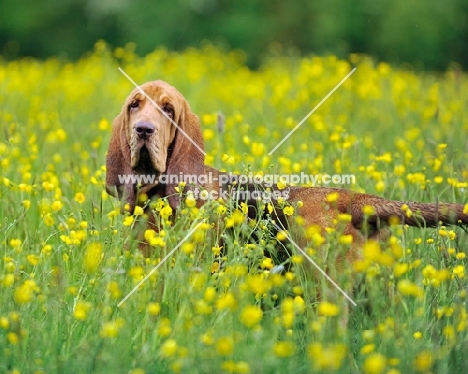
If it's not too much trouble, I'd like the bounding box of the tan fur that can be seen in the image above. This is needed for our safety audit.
[106,80,468,267]
[105,80,204,212]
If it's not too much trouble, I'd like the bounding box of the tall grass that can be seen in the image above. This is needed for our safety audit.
[0,41,467,373]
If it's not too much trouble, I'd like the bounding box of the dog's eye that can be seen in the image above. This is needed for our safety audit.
[129,100,140,110]
[162,105,174,118]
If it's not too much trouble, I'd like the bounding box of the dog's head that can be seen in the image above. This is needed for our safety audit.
[105,80,205,211]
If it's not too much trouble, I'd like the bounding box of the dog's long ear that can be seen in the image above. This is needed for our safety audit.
[165,98,205,209]
[105,106,137,212]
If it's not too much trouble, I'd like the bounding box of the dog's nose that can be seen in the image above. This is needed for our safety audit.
[135,121,155,139]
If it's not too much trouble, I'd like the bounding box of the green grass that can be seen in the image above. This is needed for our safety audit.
[0,42,468,373]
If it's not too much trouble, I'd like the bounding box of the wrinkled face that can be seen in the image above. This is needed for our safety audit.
[125,81,181,174]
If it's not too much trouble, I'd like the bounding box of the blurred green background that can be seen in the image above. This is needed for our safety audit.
[1,0,467,70]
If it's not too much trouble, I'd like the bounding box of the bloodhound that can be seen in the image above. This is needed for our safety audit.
[106,80,468,268]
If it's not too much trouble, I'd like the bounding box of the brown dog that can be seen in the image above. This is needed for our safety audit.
[106,80,468,267]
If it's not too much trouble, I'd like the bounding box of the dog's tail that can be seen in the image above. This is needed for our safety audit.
[351,194,468,228]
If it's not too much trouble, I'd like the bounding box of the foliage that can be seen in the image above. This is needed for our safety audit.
[1,0,468,69]
[1,42,468,373]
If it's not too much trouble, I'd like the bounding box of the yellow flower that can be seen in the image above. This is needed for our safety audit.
[73,301,93,321]
[123,216,134,226]
[239,202,248,214]
[83,243,102,274]
[43,213,55,227]
[225,210,244,227]
[438,143,447,150]
[283,205,294,216]
[276,180,287,190]
[216,292,236,310]
[251,142,265,156]
[394,165,405,176]
[144,229,165,246]
[133,206,144,215]
[51,200,63,211]
[394,263,409,277]
[98,118,110,130]
[422,264,437,279]
[14,282,35,304]
[42,181,55,191]
[375,152,392,163]
[160,339,178,358]
[204,287,217,302]
[107,208,119,220]
[3,274,15,287]
[362,205,375,215]
[74,192,86,204]
[100,320,124,339]
[0,317,9,330]
[239,305,263,328]
[182,242,195,255]
[456,252,466,260]
[397,280,424,299]
[185,193,197,208]
[291,255,303,264]
[401,204,413,218]
[158,318,172,337]
[129,266,145,282]
[413,350,433,372]
[363,353,387,374]
[307,343,347,370]
[160,205,173,220]
[233,361,250,374]
[216,336,234,356]
[363,240,381,261]
[439,227,449,237]
[276,230,288,241]
[5,259,15,272]
[326,192,339,203]
[200,332,214,345]
[453,265,465,278]
[10,239,22,248]
[339,234,353,245]
[360,344,376,355]
[216,205,227,214]
[337,213,352,222]
[203,128,215,140]
[448,230,457,240]
[7,332,19,345]
[318,301,340,317]
[260,257,274,269]
[148,302,161,316]
[273,341,296,357]
[107,281,122,299]
[212,245,222,256]
[443,325,455,342]
[26,254,40,266]
[211,261,220,273]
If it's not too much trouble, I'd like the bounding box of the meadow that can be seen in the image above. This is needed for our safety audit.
[1,41,468,373]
